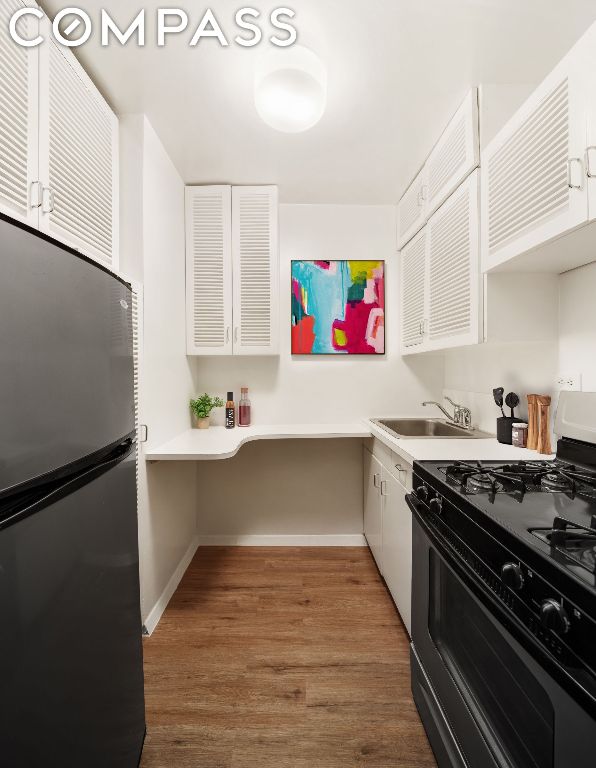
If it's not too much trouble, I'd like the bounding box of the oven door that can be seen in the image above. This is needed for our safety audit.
[408,496,596,768]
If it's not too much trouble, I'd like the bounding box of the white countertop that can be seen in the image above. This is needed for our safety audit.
[144,423,371,461]
[365,419,556,464]
[144,418,556,463]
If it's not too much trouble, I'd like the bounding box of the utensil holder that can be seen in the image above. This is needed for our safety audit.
[497,417,518,445]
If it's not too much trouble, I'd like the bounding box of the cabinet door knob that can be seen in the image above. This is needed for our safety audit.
[568,157,583,189]
[30,181,42,209]
[373,473,381,488]
[380,480,388,496]
[586,146,596,178]
[42,186,55,213]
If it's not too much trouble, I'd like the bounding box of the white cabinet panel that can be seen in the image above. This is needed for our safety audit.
[427,171,481,351]
[186,185,279,357]
[381,470,412,636]
[363,447,383,574]
[39,29,119,270]
[232,186,279,356]
[427,89,479,217]
[185,186,233,355]
[0,0,39,227]
[400,227,427,352]
[401,172,481,355]
[482,57,588,272]
[397,166,427,250]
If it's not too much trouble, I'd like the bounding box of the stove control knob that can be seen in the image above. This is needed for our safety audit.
[501,562,524,591]
[416,485,429,502]
[540,599,570,635]
[429,496,443,515]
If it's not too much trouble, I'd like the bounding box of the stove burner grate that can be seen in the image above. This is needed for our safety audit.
[440,460,596,501]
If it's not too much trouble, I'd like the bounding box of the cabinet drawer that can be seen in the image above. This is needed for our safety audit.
[370,438,413,488]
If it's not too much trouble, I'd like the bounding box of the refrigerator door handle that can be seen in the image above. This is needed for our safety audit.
[0,440,134,529]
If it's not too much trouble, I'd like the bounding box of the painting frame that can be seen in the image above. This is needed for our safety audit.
[291,260,386,356]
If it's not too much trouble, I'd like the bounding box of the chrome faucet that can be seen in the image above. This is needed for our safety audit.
[423,397,473,430]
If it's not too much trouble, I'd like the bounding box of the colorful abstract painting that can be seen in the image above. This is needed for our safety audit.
[291,261,385,355]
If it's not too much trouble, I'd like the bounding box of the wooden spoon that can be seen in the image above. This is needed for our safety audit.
[527,395,539,451]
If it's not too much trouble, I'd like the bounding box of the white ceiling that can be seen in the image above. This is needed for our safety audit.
[42,0,596,203]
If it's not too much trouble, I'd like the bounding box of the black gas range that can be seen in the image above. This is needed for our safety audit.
[408,392,596,768]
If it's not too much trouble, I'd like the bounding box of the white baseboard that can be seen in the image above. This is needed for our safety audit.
[142,534,200,636]
[197,534,367,547]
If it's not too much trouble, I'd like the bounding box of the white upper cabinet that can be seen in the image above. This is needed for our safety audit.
[397,166,427,250]
[400,227,427,352]
[401,171,481,355]
[186,186,233,356]
[186,185,279,357]
[426,89,479,217]
[0,7,119,270]
[39,27,119,271]
[482,22,596,273]
[0,0,39,227]
[427,171,481,350]
[397,89,479,251]
[232,186,279,356]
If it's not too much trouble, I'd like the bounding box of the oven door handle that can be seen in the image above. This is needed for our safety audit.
[407,492,596,717]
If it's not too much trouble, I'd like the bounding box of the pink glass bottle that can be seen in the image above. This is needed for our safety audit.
[238,387,251,427]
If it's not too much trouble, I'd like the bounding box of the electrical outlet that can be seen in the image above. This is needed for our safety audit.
[556,373,582,391]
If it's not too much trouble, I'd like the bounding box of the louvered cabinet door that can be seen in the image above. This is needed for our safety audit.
[232,186,279,356]
[185,186,233,355]
[400,227,427,354]
[427,171,481,351]
[397,166,427,249]
[426,89,479,217]
[481,59,588,272]
[0,0,39,227]
[39,31,119,271]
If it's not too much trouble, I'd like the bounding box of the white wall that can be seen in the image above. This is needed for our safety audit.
[443,341,559,434]
[443,261,596,436]
[120,115,198,631]
[191,204,444,539]
[559,261,596,392]
[196,439,364,543]
[192,204,445,424]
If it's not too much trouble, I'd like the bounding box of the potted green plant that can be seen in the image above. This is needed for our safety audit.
[190,394,225,430]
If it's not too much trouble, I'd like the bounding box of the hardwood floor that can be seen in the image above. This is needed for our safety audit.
[140,547,437,768]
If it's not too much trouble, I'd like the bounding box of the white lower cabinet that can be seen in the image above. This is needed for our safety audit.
[381,468,412,636]
[363,447,383,573]
[363,442,413,636]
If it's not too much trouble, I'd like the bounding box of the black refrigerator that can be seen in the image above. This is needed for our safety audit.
[0,214,146,767]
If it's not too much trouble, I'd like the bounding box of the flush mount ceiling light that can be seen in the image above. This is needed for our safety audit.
[254,45,327,133]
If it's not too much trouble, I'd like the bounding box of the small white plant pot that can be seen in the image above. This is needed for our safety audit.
[197,417,210,430]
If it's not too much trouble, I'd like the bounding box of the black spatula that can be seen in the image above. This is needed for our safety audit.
[505,392,520,418]
[493,387,505,417]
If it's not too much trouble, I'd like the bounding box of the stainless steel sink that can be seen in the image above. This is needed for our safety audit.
[371,418,493,440]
